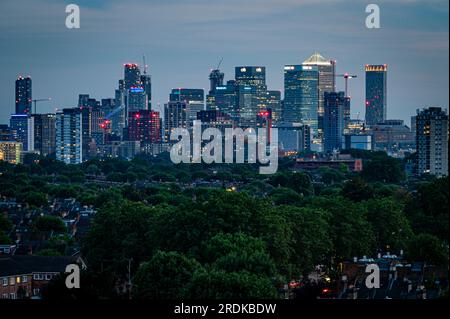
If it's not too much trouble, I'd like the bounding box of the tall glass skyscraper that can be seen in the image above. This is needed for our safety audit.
[112,79,127,136]
[302,53,336,139]
[170,88,204,105]
[124,63,141,89]
[323,91,346,152]
[209,69,225,93]
[15,76,32,114]
[140,74,152,110]
[207,80,238,119]
[235,66,267,127]
[283,65,319,132]
[32,113,56,156]
[163,101,188,142]
[266,90,282,124]
[365,64,387,126]
[170,88,205,126]
[127,86,147,112]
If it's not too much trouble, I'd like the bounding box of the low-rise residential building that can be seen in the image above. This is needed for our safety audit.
[0,255,81,299]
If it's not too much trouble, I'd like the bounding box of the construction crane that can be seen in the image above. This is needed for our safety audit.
[32,98,52,114]
[336,73,357,97]
[215,57,223,70]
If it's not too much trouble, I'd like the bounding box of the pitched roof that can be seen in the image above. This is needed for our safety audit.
[0,255,77,276]
[303,52,332,66]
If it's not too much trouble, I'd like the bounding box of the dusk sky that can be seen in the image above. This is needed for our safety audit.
[0,0,448,125]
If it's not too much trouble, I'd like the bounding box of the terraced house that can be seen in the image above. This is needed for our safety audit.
[0,255,82,299]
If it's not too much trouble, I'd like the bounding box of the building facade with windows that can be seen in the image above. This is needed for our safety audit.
[414,107,448,176]
[365,64,387,126]
[56,108,83,164]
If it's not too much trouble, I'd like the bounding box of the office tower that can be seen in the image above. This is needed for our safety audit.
[365,64,387,126]
[78,94,100,109]
[101,98,115,109]
[0,141,23,164]
[257,109,272,141]
[302,52,336,139]
[283,64,319,133]
[209,69,225,93]
[170,88,205,126]
[235,66,267,127]
[140,73,152,110]
[90,106,106,148]
[10,114,34,152]
[112,80,127,136]
[207,80,238,118]
[124,63,141,89]
[415,107,448,176]
[78,106,94,160]
[32,114,56,156]
[170,88,204,104]
[343,96,351,129]
[56,108,83,164]
[15,76,32,114]
[163,101,188,142]
[101,98,116,118]
[127,110,161,143]
[127,86,147,112]
[197,110,233,132]
[266,90,282,124]
[323,92,346,152]
[78,94,90,108]
[206,69,225,112]
[149,111,161,143]
[197,110,219,123]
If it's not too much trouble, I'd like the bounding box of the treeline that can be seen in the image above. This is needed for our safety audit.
[0,151,448,299]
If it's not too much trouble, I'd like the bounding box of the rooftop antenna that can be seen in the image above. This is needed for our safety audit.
[142,54,148,75]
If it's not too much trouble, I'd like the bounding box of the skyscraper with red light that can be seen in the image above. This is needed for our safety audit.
[127,110,160,143]
[365,64,387,126]
[257,109,272,141]
[124,63,141,89]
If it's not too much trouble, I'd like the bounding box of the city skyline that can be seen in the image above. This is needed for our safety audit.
[0,0,448,126]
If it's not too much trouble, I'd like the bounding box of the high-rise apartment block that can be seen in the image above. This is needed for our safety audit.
[414,107,448,176]
[365,64,387,126]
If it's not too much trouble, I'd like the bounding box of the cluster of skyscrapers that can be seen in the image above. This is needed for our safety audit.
[0,53,448,176]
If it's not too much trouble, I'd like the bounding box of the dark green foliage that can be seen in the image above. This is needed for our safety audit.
[186,270,278,299]
[34,215,66,233]
[406,234,448,267]
[365,197,413,252]
[0,153,447,299]
[23,191,48,207]
[132,251,202,299]
[404,177,449,241]
[342,178,374,202]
